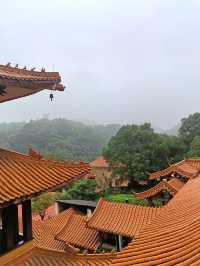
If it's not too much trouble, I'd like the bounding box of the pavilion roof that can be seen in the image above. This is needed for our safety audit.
[90,156,109,168]
[149,159,200,180]
[87,198,159,238]
[33,207,100,251]
[134,177,184,200]
[0,63,64,103]
[0,148,90,207]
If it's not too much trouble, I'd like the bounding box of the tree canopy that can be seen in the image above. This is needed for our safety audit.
[103,123,185,187]
[0,118,120,161]
[179,113,200,144]
[63,179,98,201]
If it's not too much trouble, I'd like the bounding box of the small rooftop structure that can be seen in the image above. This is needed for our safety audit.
[90,156,109,168]
[134,178,184,200]
[149,159,200,180]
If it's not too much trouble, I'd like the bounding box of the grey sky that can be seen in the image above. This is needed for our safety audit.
[0,0,200,129]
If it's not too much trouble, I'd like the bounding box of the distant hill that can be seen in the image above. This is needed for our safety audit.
[153,124,180,136]
[165,124,180,136]
[0,119,121,161]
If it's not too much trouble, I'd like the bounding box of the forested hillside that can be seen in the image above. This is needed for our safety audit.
[0,119,120,161]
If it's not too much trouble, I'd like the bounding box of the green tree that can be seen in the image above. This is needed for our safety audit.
[187,136,200,157]
[103,123,185,188]
[63,179,98,201]
[179,113,200,144]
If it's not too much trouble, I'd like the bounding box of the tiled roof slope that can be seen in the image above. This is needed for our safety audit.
[33,208,100,251]
[0,148,90,207]
[0,242,115,266]
[149,159,200,180]
[55,211,100,250]
[110,176,200,266]
[134,178,184,200]
[90,156,109,168]
[0,64,64,103]
[87,198,159,238]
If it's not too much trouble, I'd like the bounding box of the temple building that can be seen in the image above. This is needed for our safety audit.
[2,63,200,265]
[89,156,129,192]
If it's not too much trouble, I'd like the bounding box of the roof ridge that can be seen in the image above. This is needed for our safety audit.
[0,64,60,79]
[0,147,90,169]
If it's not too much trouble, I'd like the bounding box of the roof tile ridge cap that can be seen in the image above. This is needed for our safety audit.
[54,208,78,239]
[0,64,60,78]
[149,164,176,177]
[86,197,105,225]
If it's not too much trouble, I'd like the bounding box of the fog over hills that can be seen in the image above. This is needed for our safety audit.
[1,1,200,129]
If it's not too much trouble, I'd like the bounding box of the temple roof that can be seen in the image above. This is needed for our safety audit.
[0,148,90,207]
[55,210,99,250]
[0,64,64,103]
[90,156,109,168]
[4,176,200,265]
[87,198,159,238]
[134,177,184,200]
[0,242,115,266]
[149,159,200,180]
[110,176,200,266]
[33,208,100,251]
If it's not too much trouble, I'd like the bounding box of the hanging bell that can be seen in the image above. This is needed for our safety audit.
[50,93,54,101]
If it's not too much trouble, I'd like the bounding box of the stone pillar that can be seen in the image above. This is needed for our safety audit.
[22,200,32,242]
[2,204,19,251]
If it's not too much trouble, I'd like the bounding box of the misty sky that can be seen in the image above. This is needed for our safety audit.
[1,0,200,129]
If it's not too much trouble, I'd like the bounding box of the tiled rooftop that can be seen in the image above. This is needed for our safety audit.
[90,156,109,168]
[87,198,159,238]
[0,148,90,207]
[0,242,115,266]
[149,159,200,180]
[134,177,184,200]
[33,207,100,251]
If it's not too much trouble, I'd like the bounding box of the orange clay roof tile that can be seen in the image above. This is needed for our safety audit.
[109,176,200,266]
[87,198,159,238]
[4,176,200,265]
[0,242,116,266]
[33,208,100,251]
[0,148,90,207]
[134,178,184,200]
[90,156,109,168]
[149,159,200,180]
[55,211,100,250]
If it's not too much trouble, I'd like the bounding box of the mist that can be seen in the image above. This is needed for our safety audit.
[1,0,200,130]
